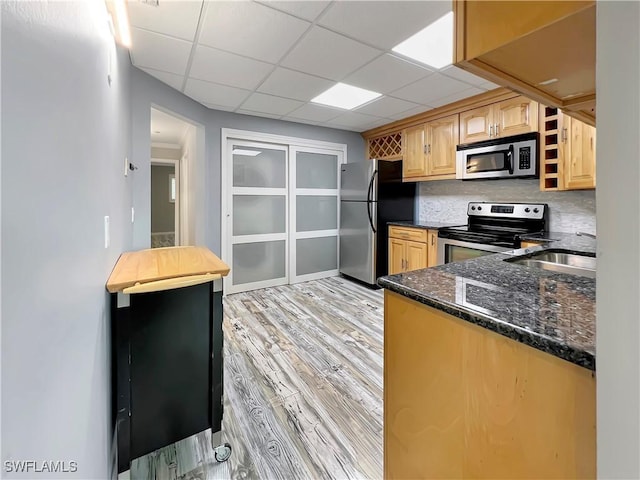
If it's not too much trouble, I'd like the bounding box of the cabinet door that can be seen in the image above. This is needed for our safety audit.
[389,238,406,274]
[459,105,493,144]
[427,114,459,176]
[403,125,428,178]
[427,230,439,267]
[405,240,428,272]
[564,118,596,190]
[495,97,538,137]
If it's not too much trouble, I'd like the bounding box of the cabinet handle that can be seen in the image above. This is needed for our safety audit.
[562,127,568,143]
[401,258,406,270]
[489,125,494,137]
[431,234,435,246]
[423,144,427,154]
[495,123,500,136]
[427,144,431,154]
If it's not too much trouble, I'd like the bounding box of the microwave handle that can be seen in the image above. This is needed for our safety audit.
[507,145,514,175]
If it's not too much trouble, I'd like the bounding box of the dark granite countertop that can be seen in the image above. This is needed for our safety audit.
[387,220,463,230]
[378,234,597,370]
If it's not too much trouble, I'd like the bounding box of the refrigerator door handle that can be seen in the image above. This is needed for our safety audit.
[367,169,378,234]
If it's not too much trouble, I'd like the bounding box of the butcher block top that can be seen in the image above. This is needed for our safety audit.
[106,246,230,293]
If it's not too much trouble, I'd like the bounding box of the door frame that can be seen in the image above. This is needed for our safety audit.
[151,158,180,246]
[221,129,348,295]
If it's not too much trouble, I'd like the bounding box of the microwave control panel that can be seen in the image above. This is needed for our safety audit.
[519,147,531,170]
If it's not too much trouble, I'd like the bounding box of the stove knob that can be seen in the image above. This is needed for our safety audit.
[471,206,476,211]
[477,206,482,211]
[524,207,531,213]
[533,208,540,213]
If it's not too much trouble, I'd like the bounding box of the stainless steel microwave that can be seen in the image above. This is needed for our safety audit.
[456,132,538,180]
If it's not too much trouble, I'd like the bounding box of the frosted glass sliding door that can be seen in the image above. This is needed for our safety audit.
[227,141,288,293]
[289,147,342,283]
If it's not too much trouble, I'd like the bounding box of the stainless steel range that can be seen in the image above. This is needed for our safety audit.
[437,202,547,265]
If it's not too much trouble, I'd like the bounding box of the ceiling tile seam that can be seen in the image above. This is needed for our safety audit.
[181,0,210,93]
[235,91,316,117]
[254,0,334,24]
[193,42,278,68]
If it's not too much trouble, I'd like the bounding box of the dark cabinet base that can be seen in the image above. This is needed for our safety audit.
[111,283,224,473]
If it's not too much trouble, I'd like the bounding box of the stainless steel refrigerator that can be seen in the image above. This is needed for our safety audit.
[339,159,416,286]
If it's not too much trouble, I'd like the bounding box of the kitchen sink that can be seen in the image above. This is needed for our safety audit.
[507,250,596,278]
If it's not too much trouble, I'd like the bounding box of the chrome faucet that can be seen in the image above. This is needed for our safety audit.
[576,231,596,239]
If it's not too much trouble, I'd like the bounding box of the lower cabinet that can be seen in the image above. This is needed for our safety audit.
[388,226,439,274]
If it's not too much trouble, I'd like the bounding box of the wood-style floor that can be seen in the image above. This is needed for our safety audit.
[128,276,383,480]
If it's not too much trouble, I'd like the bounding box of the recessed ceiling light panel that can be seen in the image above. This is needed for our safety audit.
[392,11,453,69]
[311,83,382,110]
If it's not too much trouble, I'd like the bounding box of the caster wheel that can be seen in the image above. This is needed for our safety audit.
[214,443,232,463]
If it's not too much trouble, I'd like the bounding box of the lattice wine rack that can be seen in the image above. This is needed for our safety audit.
[540,105,562,191]
[367,132,403,160]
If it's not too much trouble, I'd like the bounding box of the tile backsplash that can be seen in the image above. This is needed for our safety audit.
[418,179,596,233]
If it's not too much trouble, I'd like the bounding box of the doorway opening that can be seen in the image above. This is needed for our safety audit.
[150,107,196,248]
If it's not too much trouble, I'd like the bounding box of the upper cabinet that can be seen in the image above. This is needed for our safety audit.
[460,96,538,144]
[539,105,596,191]
[403,114,458,181]
[454,1,596,126]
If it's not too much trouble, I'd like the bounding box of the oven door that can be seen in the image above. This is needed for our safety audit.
[437,238,511,265]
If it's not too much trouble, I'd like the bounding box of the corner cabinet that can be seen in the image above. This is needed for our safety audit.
[540,105,596,191]
[403,114,458,181]
[388,226,439,274]
[460,96,538,144]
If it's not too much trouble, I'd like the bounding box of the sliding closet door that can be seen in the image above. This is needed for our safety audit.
[289,147,342,284]
[227,141,288,294]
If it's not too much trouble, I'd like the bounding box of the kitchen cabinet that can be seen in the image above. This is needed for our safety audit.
[454,0,595,126]
[459,96,538,144]
[540,105,596,191]
[384,290,596,479]
[521,241,542,249]
[388,226,439,274]
[403,114,458,181]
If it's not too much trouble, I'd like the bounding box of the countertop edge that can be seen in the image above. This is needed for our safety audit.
[378,275,596,371]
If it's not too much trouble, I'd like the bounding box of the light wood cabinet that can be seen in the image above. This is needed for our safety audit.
[388,226,438,274]
[521,241,542,249]
[384,291,596,479]
[403,114,458,181]
[540,105,596,191]
[454,0,595,126]
[460,96,538,144]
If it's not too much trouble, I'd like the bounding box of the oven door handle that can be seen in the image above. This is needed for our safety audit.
[507,145,514,175]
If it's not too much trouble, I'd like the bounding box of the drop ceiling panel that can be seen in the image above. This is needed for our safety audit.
[344,54,433,94]
[259,0,332,21]
[286,103,343,123]
[327,111,383,130]
[428,87,484,108]
[184,78,251,109]
[151,108,190,144]
[240,93,304,116]
[281,26,382,81]
[189,45,274,90]
[236,109,283,120]
[199,2,311,63]
[318,1,452,50]
[127,0,203,42]
[391,73,471,105]
[130,28,193,75]
[440,65,493,87]
[257,68,334,101]
[140,67,185,91]
[354,96,422,118]
[388,105,432,121]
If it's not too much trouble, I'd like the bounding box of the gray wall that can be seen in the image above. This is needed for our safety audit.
[1,2,132,478]
[596,2,640,477]
[131,68,366,254]
[151,165,176,233]
[418,179,596,233]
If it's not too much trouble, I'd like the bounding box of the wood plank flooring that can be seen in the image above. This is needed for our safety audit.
[127,277,383,480]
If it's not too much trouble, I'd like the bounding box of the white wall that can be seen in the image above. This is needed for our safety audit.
[596,2,640,477]
[1,1,132,478]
